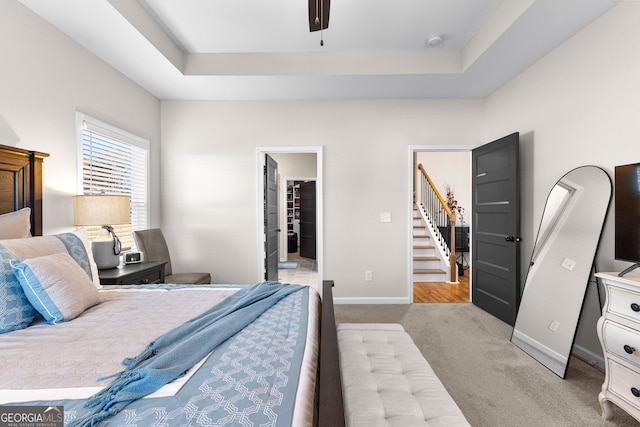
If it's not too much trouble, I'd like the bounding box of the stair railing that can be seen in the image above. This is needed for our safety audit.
[416,163,457,281]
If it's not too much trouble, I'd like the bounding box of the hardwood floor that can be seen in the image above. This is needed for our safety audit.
[413,272,470,303]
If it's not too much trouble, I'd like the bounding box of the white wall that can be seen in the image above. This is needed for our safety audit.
[0,1,161,234]
[485,2,640,361]
[160,99,485,294]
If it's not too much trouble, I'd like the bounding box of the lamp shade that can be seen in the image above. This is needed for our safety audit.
[73,195,130,226]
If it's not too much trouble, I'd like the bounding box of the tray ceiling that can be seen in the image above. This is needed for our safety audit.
[19,0,619,100]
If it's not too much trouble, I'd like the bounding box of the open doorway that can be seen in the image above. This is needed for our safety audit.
[257,147,323,292]
[410,146,473,303]
[283,178,317,261]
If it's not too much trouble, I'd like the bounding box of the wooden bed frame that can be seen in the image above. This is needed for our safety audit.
[319,280,346,426]
[0,144,49,236]
[0,143,345,426]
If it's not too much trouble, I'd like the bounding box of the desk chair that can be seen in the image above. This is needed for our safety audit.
[133,228,211,284]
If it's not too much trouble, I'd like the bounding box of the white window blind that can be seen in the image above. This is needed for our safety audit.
[77,113,149,250]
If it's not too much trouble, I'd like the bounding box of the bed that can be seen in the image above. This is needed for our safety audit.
[0,143,345,426]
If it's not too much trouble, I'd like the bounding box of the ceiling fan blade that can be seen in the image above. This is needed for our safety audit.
[308,0,330,32]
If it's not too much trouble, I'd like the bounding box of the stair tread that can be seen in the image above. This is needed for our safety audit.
[413,205,447,278]
[414,268,447,274]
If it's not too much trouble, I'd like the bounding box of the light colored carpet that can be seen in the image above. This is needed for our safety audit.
[334,303,638,427]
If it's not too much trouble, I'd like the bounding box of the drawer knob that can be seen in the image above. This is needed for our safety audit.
[632,387,640,398]
[625,345,636,355]
[632,303,640,312]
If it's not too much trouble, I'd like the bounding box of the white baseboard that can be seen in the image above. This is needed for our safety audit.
[572,344,605,370]
[512,329,567,377]
[334,297,411,304]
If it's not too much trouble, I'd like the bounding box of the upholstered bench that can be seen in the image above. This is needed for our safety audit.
[337,323,470,427]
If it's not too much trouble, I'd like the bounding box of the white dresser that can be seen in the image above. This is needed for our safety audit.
[596,272,640,422]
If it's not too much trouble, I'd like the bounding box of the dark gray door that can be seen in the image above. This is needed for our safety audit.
[472,133,521,325]
[264,154,279,281]
[299,181,316,259]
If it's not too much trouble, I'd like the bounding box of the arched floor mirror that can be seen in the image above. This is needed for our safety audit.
[511,165,612,378]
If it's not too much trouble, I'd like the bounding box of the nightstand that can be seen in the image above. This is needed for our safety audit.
[98,261,166,286]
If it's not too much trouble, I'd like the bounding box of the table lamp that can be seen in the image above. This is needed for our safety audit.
[73,195,130,269]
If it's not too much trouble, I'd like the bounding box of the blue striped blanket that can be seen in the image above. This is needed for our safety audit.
[72,281,303,427]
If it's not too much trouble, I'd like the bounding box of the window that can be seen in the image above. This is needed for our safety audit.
[76,112,149,250]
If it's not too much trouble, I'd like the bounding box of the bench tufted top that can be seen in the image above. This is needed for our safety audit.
[337,323,471,427]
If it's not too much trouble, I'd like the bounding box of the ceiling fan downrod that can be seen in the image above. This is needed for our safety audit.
[317,0,323,46]
[310,0,328,46]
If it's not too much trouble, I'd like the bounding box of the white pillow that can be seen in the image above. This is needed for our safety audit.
[72,227,102,289]
[11,252,100,324]
[0,208,32,239]
[0,229,102,289]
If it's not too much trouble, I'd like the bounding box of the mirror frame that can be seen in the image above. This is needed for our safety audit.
[511,165,612,377]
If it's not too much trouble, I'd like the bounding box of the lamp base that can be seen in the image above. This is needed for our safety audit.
[92,240,120,269]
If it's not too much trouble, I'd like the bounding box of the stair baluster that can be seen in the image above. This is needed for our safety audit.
[416,164,457,282]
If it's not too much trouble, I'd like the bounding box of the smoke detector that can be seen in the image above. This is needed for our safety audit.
[427,34,443,47]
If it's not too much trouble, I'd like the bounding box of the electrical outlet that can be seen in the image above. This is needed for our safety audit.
[380,212,391,223]
[549,320,560,332]
[365,271,373,281]
[561,257,576,271]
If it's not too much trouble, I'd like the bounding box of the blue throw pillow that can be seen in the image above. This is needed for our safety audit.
[0,245,36,333]
[12,252,100,325]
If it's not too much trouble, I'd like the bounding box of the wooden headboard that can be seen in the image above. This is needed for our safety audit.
[0,144,49,236]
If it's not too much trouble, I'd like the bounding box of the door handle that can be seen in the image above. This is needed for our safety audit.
[505,236,522,242]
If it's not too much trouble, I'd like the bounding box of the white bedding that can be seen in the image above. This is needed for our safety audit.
[0,287,240,400]
[0,284,321,426]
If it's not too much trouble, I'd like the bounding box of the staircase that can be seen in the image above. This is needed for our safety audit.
[413,205,448,282]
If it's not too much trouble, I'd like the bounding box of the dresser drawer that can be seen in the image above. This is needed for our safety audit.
[602,320,640,367]
[99,261,166,286]
[608,360,640,407]
[608,285,640,324]
[125,268,164,285]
